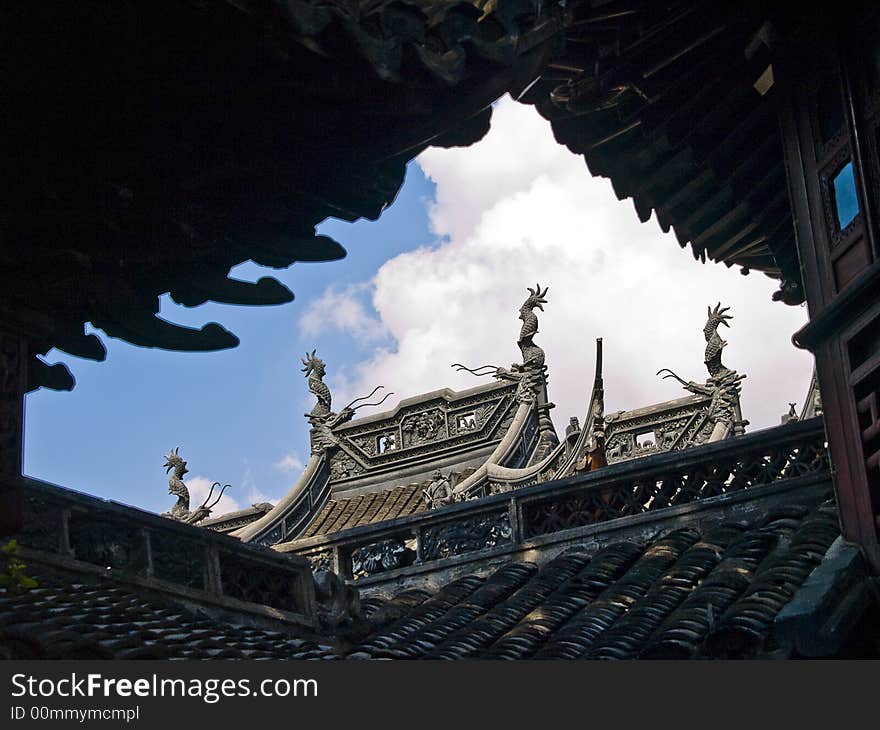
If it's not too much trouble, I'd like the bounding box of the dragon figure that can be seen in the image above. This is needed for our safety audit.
[657,303,746,446]
[161,447,230,524]
[301,350,393,454]
[703,302,734,378]
[302,350,333,420]
[517,283,549,373]
[453,284,550,403]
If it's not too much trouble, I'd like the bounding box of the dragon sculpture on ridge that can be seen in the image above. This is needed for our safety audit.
[301,350,393,455]
[453,284,550,404]
[161,447,230,524]
[658,303,746,445]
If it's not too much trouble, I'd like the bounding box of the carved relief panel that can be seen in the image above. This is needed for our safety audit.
[401,408,447,447]
[337,387,516,468]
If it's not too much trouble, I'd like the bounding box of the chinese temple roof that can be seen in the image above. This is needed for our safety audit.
[301,484,429,539]
[3,489,876,660]
[0,571,338,660]
[343,496,871,659]
[517,1,809,304]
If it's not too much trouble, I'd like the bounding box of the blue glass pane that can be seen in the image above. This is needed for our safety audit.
[832,161,860,230]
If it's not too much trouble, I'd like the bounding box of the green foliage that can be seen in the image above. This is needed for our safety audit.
[0,540,38,596]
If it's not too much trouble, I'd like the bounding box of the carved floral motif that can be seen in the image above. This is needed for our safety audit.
[329,452,364,481]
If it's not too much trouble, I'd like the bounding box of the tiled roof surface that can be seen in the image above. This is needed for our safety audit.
[0,573,336,660]
[351,496,844,659]
[0,494,859,660]
[301,485,428,539]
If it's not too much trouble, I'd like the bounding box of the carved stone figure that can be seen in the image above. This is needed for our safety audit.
[302,350,332,419]
[378,432,397,452]
[422,469,457,509]
[502,284,550,402]
[575,431,607,472]
[302,350,352,454]
[313,569,362,630]
[402,409,446,445]
[781,402,799,425]
[453,284,551,404]
[657,303,746,446]
[161,447,229,524]
[162,447,192,520]
[301,350,393,455]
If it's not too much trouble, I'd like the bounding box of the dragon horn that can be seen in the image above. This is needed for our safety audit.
[657,368,688,386]
[351,391,395,411]
[207,484,231,510]
[344,385,384,409]
[201,481,218,507]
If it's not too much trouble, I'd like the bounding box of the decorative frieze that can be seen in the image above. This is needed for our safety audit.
[523,427,829,539]
[401,408,447,446]
[420,511,512,561]
[351,538,416,579]
[338,391,514,468]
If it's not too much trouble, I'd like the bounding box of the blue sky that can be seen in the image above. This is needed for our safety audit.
[24,161,439,515]
[23,97,814,518]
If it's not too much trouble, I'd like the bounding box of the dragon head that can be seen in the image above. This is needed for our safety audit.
[705,302,733,337]
[520,283,549,316]
[301,349,326,379]
[163,447,188,477]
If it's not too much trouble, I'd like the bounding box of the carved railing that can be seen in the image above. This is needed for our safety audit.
[16,477,318,625]
[280,418,830,581]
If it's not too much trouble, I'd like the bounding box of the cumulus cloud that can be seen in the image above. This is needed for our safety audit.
[324,95,813,434]
[186,475,242,516]
[240,464,279,506]
[299,283,388,344]
[274,452,304,473]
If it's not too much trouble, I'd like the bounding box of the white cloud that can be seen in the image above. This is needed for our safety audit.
[274,452,304,473]
[186,475,242,516]
[240,463,279,506]
[298,283,387,344]
[324,95,813,435]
